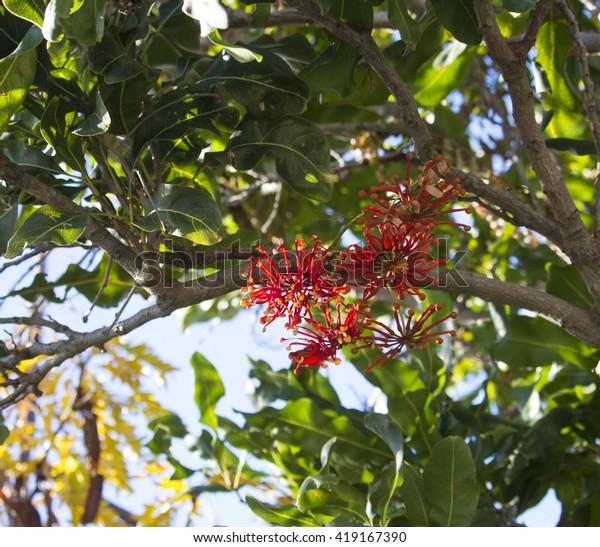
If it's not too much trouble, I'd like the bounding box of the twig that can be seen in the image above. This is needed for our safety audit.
[261,183,282,234]
[0,317,79,338]
[105,285,136,335]
[0,243,55,274]
[555,0,600,239]
[511,0,553,58]
[83,257,113,324]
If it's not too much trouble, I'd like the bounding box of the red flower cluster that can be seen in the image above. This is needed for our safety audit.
[242,155,468,375]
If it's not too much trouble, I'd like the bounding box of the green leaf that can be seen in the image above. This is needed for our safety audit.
[3,0,45,27]
[388,0,421,45]
[401,463,430,526]
[5,205,89,258]
[364,413,404,473]
[423,436,479,526]
[224,117,336,201]
[246,496,319,526]
[547,264,594,311]
[207,29,263,63]
[71,0,106,46]
[191,352,225,432]
[137,184,222,245]
[413,47,474,107]
[72,87,111,136]
[3,140,65,176]
[0,25,42,132]
[0,422,9,445]
[492,315,598,369]
[41,0,73,42]
[367,465,401,526]
[430,0,481,45]
[545,138,597,156]
[300,41,361,99]
[201,51,310,119]
[537,18,586,138]
[147,413,188,455]
[0,186,19,255]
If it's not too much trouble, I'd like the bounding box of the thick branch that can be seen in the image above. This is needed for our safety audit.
[473,0,600,304]
[438,269,600,349]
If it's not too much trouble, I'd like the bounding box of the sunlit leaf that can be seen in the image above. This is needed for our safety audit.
[191,353,225,432]
[5,205,89,258]
[0,26,42,131]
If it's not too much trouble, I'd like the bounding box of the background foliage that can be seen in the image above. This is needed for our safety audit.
[1,0,600,527]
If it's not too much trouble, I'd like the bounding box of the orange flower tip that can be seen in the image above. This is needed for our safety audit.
[293,368,301,376]
[406,152,414,160]
[392,303,400,311]
[464,225,472,232]
[449,330,457,336]
[285,344,291,350]
[334,358,341,365]
[418,293,427,301]
[450,311,458,319]
[465,207,473,213]
[433,304,442,310]
[351,348,359,354]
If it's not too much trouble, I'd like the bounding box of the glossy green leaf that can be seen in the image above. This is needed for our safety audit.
[224,117,336,201]
[401,463,430,526]
[41,0,73,42]
[71,0,106,46]
[3,0,45,27]
[364,413,404,473]
[137,184,222,245]
[0,26,42,132]
[72,88,111,136]
[430,0,481,45]
[191,352,225,431]
[207,29,263,63]
[246,496,319,526]
[423,436,479,526]
[6,206,89,258]
[388,0,421,44]
[147,413,188,455]
[3,140,64,176]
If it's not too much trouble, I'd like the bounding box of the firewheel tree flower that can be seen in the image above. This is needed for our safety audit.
[241,156,468,374]
[241,237,348,330]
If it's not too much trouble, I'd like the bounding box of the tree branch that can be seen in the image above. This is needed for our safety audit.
[511,0,554,58]
[473,0,600,305]
[438,269,600,349]
[0,267,244,410]
[555,0,600,239]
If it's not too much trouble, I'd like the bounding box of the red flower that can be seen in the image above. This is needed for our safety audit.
[345,223,439,300]
[285,303,370,375]
[353,304,457,373]
[241,237,348,329]
[358,155,472,231]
